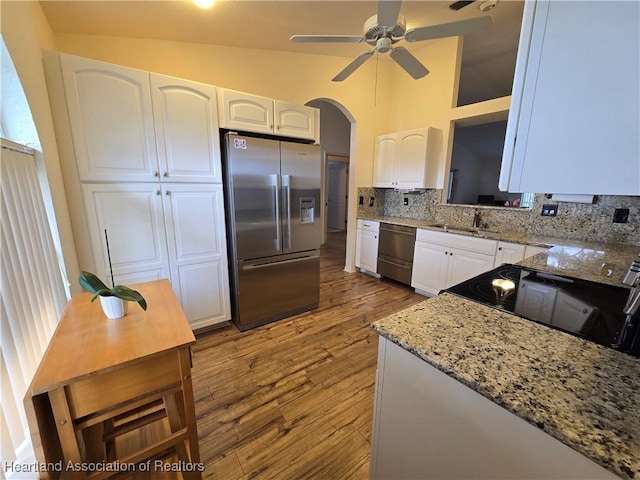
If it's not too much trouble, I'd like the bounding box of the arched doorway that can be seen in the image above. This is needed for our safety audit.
[306,99,354,263]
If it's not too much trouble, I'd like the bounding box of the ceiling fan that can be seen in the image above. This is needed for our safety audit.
[290,0,493,82]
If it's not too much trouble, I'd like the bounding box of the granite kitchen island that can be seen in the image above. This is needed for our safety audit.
[370,293,640,479]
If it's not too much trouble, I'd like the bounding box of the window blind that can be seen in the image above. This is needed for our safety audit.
[1,138,67,470]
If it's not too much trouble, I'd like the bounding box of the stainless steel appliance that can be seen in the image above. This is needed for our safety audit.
[445,264,640,358]
[377,223,416,286]
[223,132,322,331]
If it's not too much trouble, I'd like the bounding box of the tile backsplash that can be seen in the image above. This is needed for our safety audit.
[357,188,640,247]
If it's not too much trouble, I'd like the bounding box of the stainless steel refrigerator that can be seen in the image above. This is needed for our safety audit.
[223,132,322,331]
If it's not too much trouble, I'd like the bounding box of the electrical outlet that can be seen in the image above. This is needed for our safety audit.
[541,204,558,217]
[369,197,375,207]
[403,197,409,206]
[359,195,364,206]
[613,208,629,223]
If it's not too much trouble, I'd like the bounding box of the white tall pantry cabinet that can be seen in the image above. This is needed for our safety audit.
[45,53,231,330]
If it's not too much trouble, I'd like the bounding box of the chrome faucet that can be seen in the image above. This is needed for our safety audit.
[473,208,482,228]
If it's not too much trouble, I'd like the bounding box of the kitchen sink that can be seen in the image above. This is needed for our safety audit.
[426,223,499,236]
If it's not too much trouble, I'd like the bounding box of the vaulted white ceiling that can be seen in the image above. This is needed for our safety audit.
[40,0,524,62]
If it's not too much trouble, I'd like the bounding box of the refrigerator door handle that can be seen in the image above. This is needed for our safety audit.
[273,174,282,252]
[282,175,292,250]
[241,252,320,271]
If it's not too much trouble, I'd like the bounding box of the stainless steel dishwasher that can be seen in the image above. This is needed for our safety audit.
[377,223,416,286]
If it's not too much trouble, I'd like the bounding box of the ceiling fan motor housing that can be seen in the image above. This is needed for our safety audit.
[363,14,406,45]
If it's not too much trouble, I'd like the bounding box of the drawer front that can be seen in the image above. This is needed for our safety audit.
[358,219,380,233]
[66,350,182,419]
[417,229,497,256]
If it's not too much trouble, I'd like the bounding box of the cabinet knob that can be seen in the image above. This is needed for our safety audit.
[163,172,169,178]
[165,190,171,195]
[154,171,160,177]
[498,247,502,251]
[156,190,161,195]
[450,252,453,256]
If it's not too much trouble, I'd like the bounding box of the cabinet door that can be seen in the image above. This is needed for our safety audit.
[494,242,527,267]
[524,245,547,259]
[151,74,222,183]
[501,1,640,195]
[217,88,274,135]
[81,183,170,282]
[396,128,428,189]
[274,100,318,141]
[60,54,158,182]
[357,229,379,273]
[162,184,231,329]
[446,249,495,289]
[411,242,449,295]
[373,134,397,188]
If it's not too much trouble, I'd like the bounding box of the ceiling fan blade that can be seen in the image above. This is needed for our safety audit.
[290,35,365,43]
[377,0,403,28]
[404,15,493,42]
[332,51,375,82]
[389,47,429,79]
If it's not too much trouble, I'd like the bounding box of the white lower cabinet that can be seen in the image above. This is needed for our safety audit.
[82,183,230,330]
[494,241,527,267]
[524,244,548,259]
[412,229,496,296]
[370,337,619,479]
[355,220,379,274]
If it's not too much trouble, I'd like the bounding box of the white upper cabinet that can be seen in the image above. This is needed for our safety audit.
[59,55,223,183]
[373,134,398,188]
[217,88,274,135]
[500,0,640,195]
[373,127,441,189]
[60,55,158,183]
[150,74,222,183]
[218,89,319,142]
[274,100,318,141]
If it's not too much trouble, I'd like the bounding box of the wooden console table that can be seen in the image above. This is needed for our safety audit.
[24,279,201,479]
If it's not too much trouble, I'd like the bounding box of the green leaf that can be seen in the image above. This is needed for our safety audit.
[112,285,148,311]
[79,271,110,294]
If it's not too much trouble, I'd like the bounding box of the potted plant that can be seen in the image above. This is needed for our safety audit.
[79,271,147,319]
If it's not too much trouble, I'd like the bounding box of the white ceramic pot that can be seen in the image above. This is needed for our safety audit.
[100,296,128,319]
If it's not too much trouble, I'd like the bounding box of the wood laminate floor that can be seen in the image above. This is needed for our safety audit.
[123,231,425,479]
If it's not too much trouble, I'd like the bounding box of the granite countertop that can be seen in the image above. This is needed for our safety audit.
[359,214,639,287]
[372,294,640,479]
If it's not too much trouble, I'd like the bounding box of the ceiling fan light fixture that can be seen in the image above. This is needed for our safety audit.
[376,37,393,53]
[479,0,497,12]
[193,0,214,9]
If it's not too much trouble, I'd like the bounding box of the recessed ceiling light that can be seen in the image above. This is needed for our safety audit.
[194,0,215,9]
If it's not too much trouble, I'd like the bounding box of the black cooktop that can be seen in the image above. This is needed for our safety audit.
[444,264,640,357]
